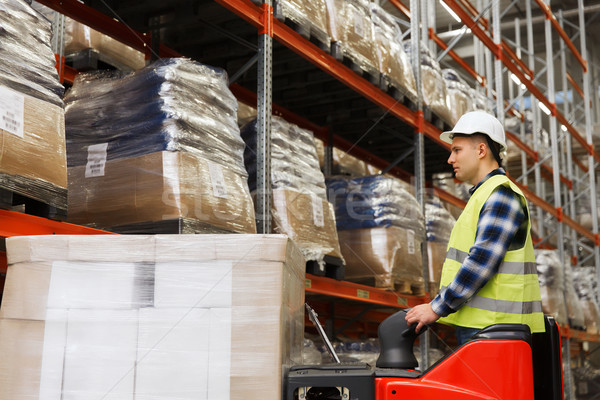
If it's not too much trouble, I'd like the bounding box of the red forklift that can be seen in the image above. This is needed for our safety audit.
[288,306,564,399]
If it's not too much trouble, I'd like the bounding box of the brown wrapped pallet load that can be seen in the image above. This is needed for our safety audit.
[0,0,67,212]
[0,234,304,399]
[404,41,453,125]
[327,175,425,293]
[65,58,256,234]
[442,69,473,125]
[573,266,600,334]
[425,196,456,296]
[370,3,417,100]
[326,0,379,77]
[242,116,343,268]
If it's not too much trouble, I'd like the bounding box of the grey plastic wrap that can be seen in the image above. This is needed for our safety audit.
[535,250,568,326]
[65,58,256,233]
[327,175,425,290]
[426,196,456,295]
[0,0,64,107]
[241,116,343,264]
[573,266,600,334]
[404,41,452,125]
[442,69,473,125]
[0,234,306,400]
[469,88,490,112]
[369,3,417,100]
[564,261,586,329]
[432,172,470,220]
[326,0,379,76]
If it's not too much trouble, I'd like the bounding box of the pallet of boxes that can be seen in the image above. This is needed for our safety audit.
[0,0,67,218]
[241,116,344,277]
[327,175,425,294]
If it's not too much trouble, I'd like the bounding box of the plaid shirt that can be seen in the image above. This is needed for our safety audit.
[431,169,527,317]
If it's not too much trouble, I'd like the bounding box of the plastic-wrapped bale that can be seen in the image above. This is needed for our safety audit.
[65,58,256,234]
[431,172,469,220]
[426,196,456,296]
[241,116,343,266]
[0,0,67,213]
[327,175,425,292]
[469,88,490,112]
[0,234,305,400]
[535,250,568,326]
[404,41,453,125]
[564,261,586,330]
[326,0,379,78]
[442,69,473,125]
[573,266,600,334]
[369,3,417,100]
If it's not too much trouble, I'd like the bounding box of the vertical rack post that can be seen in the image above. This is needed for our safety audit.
[578,0,600,285]
[256,0,273,234]
[410,0,429,369]
[492,0,502,125]
[515,18,528,188]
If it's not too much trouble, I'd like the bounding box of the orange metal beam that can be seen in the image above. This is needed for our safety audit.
[533,0,587,72]
[567,72,585,100]
[305,274,427,308]
[389,0,411,19]
[0,209,114,237]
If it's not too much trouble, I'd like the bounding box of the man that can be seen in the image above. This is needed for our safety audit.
[405,111,545,345]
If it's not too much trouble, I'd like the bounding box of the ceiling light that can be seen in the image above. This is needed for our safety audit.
[539,102,551,116]
[440,0,461,23]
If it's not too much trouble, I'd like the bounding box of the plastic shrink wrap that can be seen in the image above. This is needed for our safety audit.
[241,116,342,264]
[326,0,379,76]
[573,266,600,334]
[404,41,453,125]
[0,0,67,210]
[535,250,568,326]
[31,2,145,71]
[442,69,473,125]
[314,138,371,177]
[432,172,470,220]
[65,58,256,233]
[369,3,417,100]
[0,234,305,400]
[426,196,456,296]
[469,88,490,112]
[327,175,425,291]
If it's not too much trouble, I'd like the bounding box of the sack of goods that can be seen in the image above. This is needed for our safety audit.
[0,234,305,399]
[326,0,379,77]
[369,3,417,100]
[425,196,456,296]
[66,58,256,234]
[573,266,600,334]
[535,250,570,326]
[0,0,67,212]
[442,69,473,125]
[404,41,453,125]
[241,116,343,267]
[327,175,425,292]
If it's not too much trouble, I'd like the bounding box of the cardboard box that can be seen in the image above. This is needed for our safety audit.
[0,85,66,208]
[68,151,257,234]
[1,234,305,400]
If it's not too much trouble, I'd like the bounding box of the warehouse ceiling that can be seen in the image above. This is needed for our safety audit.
[73,0,600,179]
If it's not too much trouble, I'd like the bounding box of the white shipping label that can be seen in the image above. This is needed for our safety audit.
[208,162,228,198]
[85,143,109,178]
[84,26,91,43]
[407,229,415,255]
[312,195,325,228]
[0,86,25,138]
[353,10,365,37]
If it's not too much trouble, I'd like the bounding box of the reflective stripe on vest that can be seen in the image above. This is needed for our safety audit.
[440,285,543,314]
[446,247,537,275]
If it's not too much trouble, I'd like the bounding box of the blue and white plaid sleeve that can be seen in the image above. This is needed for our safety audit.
[430,185,526,317]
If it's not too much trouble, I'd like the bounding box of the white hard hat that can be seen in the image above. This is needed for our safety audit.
[440,111,507,152]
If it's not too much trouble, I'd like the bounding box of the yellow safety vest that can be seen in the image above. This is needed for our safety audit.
[438,174,545,333]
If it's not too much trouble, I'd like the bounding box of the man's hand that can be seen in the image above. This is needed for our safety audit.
[405,304,440,333]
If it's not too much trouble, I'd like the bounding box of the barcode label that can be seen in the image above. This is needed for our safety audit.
[208,162,228,198]
[407,229,415,255]
[353,10,365,37]
[85,143,108,178]
[312,195,325,227]
[0,86,24,138]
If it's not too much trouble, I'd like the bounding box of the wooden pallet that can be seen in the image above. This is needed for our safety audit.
[330,42,381,87]
[274,8,331,53]
[306,255,345,280]
[0,187,67,221]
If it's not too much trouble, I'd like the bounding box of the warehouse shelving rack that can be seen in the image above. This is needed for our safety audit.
[5,0,598,393]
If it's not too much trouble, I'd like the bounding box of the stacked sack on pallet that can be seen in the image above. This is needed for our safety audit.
[314,138,379,177]
[241,116,342,268]
[327,175,425,292]
[369,3,417,100]
[535,250,585,329]
[66,58,256,233]
[442,69,473,125]
[469,87,490,112]
[425,195,456,296]
[0,0,67,213]
[573,266,600,334]
[404,42,453,125]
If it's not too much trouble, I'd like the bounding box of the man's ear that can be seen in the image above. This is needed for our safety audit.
[478,142,487,159]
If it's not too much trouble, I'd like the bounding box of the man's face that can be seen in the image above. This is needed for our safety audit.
[448,136,480,185]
